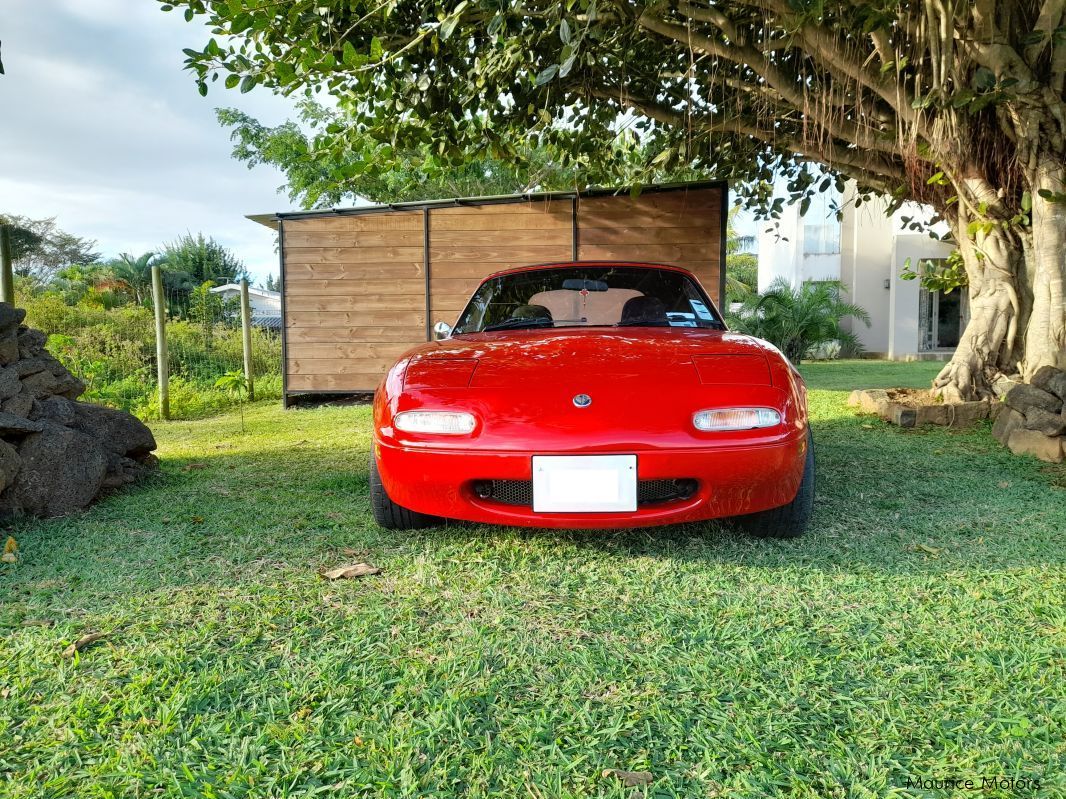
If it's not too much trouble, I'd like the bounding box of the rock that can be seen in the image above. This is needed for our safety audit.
[14,357,49,378]
[0,305,26,333]
[30,396,77,426]
[1,389,34,419]
[848,389,890,414]
[1007,428,1065,464]
[0,440,20,492]
[914,404,949,426]
[1,422,108,516]
[101,453,158,489]
[0,366,20,401]
[17,328,47,359]
[945,400,991,427]
[992,407,1026,445]
[0,333,18,367]
[1031,365,1066,402]
[1024,407,1066,437]
[0,412,44,436]
[70,402,156,458]
[992,374,1023,398]
[1004,383,1062,414]
[20,369,59,399]
[888,405,917,428]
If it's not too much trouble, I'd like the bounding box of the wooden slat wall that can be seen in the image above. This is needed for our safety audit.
[281,186,725,396]
[427,201,574,325]
[577,188,723,303]
[283,212,426,392]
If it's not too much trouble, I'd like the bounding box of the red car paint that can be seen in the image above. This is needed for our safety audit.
[373,262,809,529]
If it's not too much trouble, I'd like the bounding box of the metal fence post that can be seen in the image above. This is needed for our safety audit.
[0,226,14,305]
[240,278,254,402]
[151,265,170,420]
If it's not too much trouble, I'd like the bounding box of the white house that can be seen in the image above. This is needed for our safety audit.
[757,187,960,359]
[209,283,282,330]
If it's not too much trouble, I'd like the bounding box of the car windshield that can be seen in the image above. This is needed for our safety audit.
[452,266,724,334]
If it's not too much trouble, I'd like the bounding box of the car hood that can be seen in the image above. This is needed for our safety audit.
[403,328,778,387]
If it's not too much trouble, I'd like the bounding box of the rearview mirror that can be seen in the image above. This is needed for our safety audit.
[433,321,452,340]
[562,278,608,292]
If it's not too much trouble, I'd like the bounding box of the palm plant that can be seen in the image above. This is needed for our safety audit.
[215,370,249,433]
[109,252,163,305]
[724,208,758,304]
[730,279,870,364]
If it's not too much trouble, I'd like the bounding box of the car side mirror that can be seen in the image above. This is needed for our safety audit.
[433,321,452,340]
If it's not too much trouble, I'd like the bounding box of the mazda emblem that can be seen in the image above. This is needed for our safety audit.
[572,393,592,408]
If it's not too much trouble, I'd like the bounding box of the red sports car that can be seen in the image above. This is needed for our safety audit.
[371,262,813,538]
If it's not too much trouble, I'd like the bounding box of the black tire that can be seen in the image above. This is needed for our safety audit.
[733,429,815,539]
[369,453,441,530]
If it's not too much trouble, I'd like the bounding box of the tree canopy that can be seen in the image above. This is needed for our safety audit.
[164,0,1066,397]
[0,214,100,281]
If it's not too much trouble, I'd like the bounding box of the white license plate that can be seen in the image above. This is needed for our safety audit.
[532,455,637,513]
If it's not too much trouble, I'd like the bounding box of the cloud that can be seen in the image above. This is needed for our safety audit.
[0,0,297,282]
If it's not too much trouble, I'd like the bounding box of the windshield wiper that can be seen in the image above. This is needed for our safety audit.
[482,318,554,332]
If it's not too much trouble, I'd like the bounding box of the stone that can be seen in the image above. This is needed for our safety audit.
[1,422,108,516]
[0,440,20,492]
[16,328,47,359]
[992,407,1026,445]
[14,357,49,378]
[945,400,991,427]
[888,404,917,428]
[1024,407,1066,437]
[848,389,891,414]
[1031,365,1066,402]
[1007,428,1065,464]
[1004,383,1062,415]
[0,333,19,367]
[914,404,949,425]
[70,402,156,458]
[0,305,26,333]
[30,396,77,426]
[0,412,44,436]
[0,366,20,401]
[992,374,1023,398]
[20,369,59,399]
[1,389,34,419]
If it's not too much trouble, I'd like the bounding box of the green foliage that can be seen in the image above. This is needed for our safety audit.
[162,233,247,285]
[900,250,968,294]
[725,252,758,304]
[730,280,870,364]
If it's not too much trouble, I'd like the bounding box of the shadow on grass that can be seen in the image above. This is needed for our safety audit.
[4,399,1061,629]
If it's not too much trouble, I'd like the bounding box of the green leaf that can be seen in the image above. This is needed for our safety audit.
[973,66,996,91]
[343,40,358,65]
[370,37,383,61]
[240,75,256,93]
[225,73,240,89]
[558,54,577,78]
[559,19,571,44]
[534,64,558,86]
[440,14,461,40]
[197,81,208,97]
[487,13,504,37]
[1020,30,1047,46]
[275,61,296,83]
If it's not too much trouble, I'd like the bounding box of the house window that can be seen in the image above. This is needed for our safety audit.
[802,190,841,255]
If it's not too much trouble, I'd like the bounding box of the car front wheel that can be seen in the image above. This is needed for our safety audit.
[733,429,814,539]
[369,453,441,530]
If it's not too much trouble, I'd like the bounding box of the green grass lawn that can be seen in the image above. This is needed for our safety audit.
[1,360,1063,798]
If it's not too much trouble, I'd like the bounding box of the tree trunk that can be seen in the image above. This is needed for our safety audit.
[932,207,1024,402]
[1023,157,1066,376]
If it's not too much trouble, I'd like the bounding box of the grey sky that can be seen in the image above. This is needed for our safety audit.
[0,0,298,284]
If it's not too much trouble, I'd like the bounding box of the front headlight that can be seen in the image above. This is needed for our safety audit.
[693,407,781,431]
[394,410,476,435]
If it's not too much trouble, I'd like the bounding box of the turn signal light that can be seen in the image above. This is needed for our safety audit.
[693,407,781,431]
[394,410,476,435]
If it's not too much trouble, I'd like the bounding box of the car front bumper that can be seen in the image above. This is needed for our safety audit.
[373,434,808,529]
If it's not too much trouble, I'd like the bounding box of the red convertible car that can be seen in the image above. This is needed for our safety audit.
[371,262,813,538]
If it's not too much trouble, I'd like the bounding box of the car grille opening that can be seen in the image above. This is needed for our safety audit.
[479,478,697,507]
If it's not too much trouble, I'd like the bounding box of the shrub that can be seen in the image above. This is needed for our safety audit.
[729,279,870,364]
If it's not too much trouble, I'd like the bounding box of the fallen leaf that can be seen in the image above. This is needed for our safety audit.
[182,463,208,472]
[341,547,368,557]
[1,552,14,564]
[320,562,381,580]
[0,687,9,699]
[914,543,942,555]
[190,516,204,524]
[602,769,653,787]
[3,536,16,555]
[61,631,107,659]
[998,481,1011,488]
[21,619,55,628]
